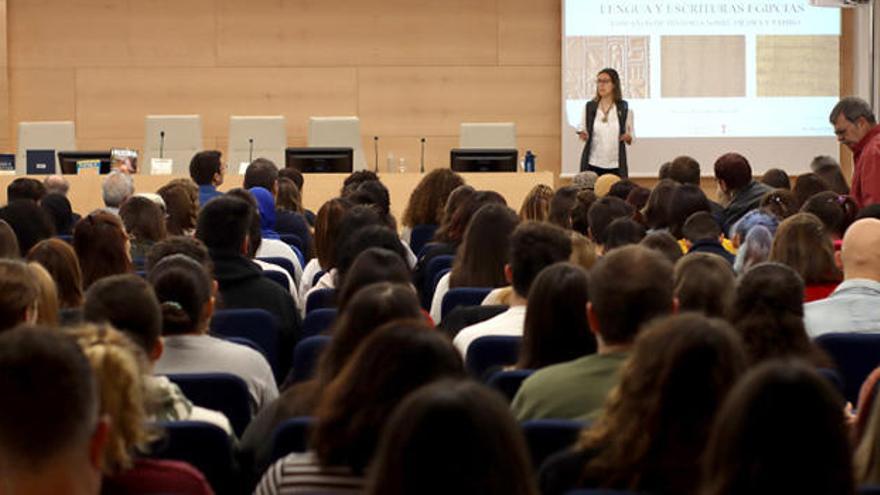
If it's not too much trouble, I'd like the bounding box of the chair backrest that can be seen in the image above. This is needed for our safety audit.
[258,256,297,280]
[440,304,509,340]
[441,287,493,321]
[279,233,305,254]
[815,333,880,406]
[164,373,251,437]
[290,335,332,383]
[269,417,315,464]
[465,335,522,379]
[148,421,237,495]
[227,115,287,173]
[409,224,438,256]
[308,116,366,171]
[16,121,76,175]
[306,288,337,314]
[302,308,338,339]
[564,490,645,495]
[263,269,290,292]
[859,486,880,495]
[422,255,454,308]
[459,122,517,149]
[143,115,203,175]
[487,369,534,403]
[521,419,585,469]
[210,308,281,381]
[312,269,326,287]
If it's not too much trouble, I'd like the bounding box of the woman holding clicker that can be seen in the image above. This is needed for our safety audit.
[578,68,634,178]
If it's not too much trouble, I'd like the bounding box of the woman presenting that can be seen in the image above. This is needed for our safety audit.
[578,68,634,177]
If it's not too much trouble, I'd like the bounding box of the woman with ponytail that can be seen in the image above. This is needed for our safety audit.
[150,254,278,413]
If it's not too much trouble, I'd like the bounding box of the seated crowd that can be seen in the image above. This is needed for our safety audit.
[4,128,880,495]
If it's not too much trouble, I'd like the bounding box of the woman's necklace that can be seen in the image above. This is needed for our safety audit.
[599,102,613,123]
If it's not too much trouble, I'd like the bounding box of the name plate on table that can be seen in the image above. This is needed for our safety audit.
[27,149,56,175]
[151,158,173,175]
[239,162,249,175]
[77,159,101,176]
[0,154,14,175]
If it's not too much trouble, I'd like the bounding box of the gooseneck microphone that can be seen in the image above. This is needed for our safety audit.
[420,137,426,173]
[248,138,254,163]
[159,131,166,159]
[373,136,380,173]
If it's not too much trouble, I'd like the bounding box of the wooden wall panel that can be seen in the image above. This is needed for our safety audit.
[75,67,358,141]
[0,0,8,150]
[498,0,561,66]
[358,66,559,137]
[9,68,75,145]
[216,0,498,67]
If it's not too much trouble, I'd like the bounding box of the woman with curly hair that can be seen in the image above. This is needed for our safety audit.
[400,169,464,243]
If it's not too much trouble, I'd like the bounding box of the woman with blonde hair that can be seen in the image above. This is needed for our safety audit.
[519,184,553,222]
[70,323,212,493]
[27,262,59,326]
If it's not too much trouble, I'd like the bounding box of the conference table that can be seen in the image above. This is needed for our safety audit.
[0,171,554,224]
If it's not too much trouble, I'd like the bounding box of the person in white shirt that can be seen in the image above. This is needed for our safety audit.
[453,222,572,356]
[577,67,634,178]
[804,218,880,338]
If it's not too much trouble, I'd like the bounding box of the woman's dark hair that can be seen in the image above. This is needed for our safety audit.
[402,169,465,228]
[348,179,396,231]
[147,254,213,336]
[732,262,830,367]
[674,253,735,319]
[594,67,623,103]
[336,248,411,312]
[40,193,76,236]
[548,186,580,230]
[624,186,650,214]
[607,179,638,201]
[815,164,851,195]
[27,238,84,309]
[449,204,519,288]
[793,172,831,208]
[603,218,646,252]
[642,179,677,230]
[275,177,304,214]
[119,196,167,243]
[760,188,800,220]
[761,168,791,189]
[640,231,683,265]
[518,263,595,369]
[157,181,199,236]
[0,219,19,259]
[312,320,465,473]
[801,191,858,239]
[570,189,599,236]
[314,198,352,270]
[0,199,55,256]
[702,361,853,495]
[667,184,711,239]
[366,380,538,495]
[770,213,842,285]
[335,224,407,286]
[433,185,476,242]
[73,211,132,289]
[434,190,505,244]
[577,313,747,494]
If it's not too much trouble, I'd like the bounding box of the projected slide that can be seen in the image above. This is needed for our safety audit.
[562,0,841,176]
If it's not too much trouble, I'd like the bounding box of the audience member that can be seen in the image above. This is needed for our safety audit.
[804,218,880,338]
[640,231,683,265]
[101,171,134,214]
[240,283,423,471]
[855,372,880,485]
[512,245,674,421]
[431,204,519,322]
[0,260,41,333]
[275,177,312,257]
[0,199,55,256]
[73,211,132,289]
[40,192,77,236]
[27,261,59,326]
[27,238,84,309]
[0,328,108,495]
[83,274,231,433]
[732,262,829,367]
[300,197,352,296]
[330,222,408,295]
[244,157,279,192]
[7,177,46,202]
[814,162,851,196]
[401,169,465,241]
[150,254,278,413]
[0,218,19,258]
[278,167,316,225]
[568,232,598,270]
[770,213,842,301]
[667,155,701,186]
[624,185,650,216]
[336,248,412,312]
[760,188,799,220]
[120,195,167,263]
[607,179,638,202]
[594,174,619,197]
[454,222,571,356]
[674,253,735,319]
[43,174,71,195]
[144,235,213,274]
[340,170,379,195]
[570,189,598,236]
[682,211,734,264]
[572,171,598,191]
[516,262,595,370]
[729,208,779,248]
[157,180,199,236]
[793,172,832,207]
[668,183,712,239]
[603,217,645,252]
[70,324,213,494]
[830,96,879,208]
[519,184,553,222]
[714,152,772,235]
[586,196,633,253]
[761,168,792,189]
[539,314,746,495]
[366,380,538,495]
[701,361,852,495]
[432,184,475,243]
[548,186,579,229]
[189,150,225,206]
[347,179,398,231]
[801,191,858,240]
[248,186,303,273]
[255,321,465,493]
[732,225,773,275]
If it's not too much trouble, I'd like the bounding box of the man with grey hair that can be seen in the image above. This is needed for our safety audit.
[572,171,598,191]
[101,170,134,214]
[43,174,70,195]
[830,96,880,207]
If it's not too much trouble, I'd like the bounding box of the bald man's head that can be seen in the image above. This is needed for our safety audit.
[841,218,880,281]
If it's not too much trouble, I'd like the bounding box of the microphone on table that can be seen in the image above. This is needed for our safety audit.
[159,131,165,159]
[420,137,426,173]
[248,138,254,163]
[373,136,380,173]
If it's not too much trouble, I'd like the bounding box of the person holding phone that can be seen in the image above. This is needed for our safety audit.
[577,68,634,178]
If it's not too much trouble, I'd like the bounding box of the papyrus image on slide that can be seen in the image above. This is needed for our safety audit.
[564,36,650,100]
[756,35,839,97]
[661,35,746,98]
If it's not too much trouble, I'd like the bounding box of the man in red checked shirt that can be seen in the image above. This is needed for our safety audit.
[830,97,880,208]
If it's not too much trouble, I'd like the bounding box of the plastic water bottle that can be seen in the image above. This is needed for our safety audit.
[524,150,536,172]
